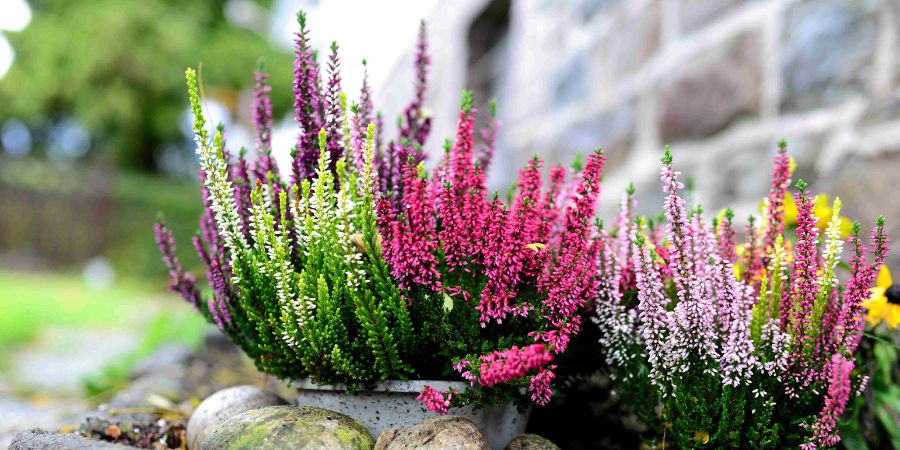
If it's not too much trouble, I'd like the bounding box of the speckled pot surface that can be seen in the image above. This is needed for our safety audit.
[292,379,530,450]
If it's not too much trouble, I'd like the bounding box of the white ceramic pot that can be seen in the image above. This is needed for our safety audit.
[292,379,530,449]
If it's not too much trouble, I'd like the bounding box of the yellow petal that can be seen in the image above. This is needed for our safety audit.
[877,265,893,289]
[839,216,854,238]
[866,297,888,327]
[887,305,900,329]
[783,194,798,225]
[868,287,887,302]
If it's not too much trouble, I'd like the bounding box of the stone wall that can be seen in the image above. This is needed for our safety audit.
[378,0,900,269]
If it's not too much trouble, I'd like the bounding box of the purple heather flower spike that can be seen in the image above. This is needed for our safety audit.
[292,11,322,183]
[324,41,344,170]
[252,64,279,183]
[398,20,432,150]
[153,219,202,309]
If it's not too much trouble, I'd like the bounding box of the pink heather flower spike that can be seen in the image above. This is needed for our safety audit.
[764,140,792,254]
[717,208,737,262]
[417,385,453,415]
[477,99,500,171]
[660,147,719,373]
[801,354,854,450]
[633,234,675,392]
[784,180,820,373]
[473,344,554,387]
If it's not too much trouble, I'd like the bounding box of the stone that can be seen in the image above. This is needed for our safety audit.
[590,2,660,86]
[680,0,746,34]
[781,0,878,112]
[382,415,490,450]
[10,429,136,450]
[658,32,761,142]
[374,428,400,450]
[187,386,288,450]
[129,343,193,379]
[553,50,589,109]
[503,433,560,450]
[550,101,635,173]
[825,151,900,273]
[201,405,374,450]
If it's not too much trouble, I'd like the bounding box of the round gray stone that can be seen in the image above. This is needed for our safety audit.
[383,415,489,450]
[201,405,374,450]
[503,433,560,450]
[10,429,135,449]
[187,385,288,450]
[374,428,400,450]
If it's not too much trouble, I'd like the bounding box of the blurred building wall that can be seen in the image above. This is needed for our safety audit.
[379,0,900,268]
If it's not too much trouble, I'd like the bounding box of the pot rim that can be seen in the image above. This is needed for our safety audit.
[291,378,471,393]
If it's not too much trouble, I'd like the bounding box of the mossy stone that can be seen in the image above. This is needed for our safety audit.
[187,385,288,450]
[503,433,560,450]
[201,405,374,450]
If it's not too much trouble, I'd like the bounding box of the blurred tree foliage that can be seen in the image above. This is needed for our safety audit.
[0,0,292,171]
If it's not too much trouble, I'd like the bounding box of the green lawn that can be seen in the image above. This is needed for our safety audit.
[0,269,207,348]
[0,269,210,393]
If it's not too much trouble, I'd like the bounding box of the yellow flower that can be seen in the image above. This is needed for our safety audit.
[782,193,853,237]
[863,266,900,329]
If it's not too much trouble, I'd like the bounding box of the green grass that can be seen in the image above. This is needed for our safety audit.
[0,269,210,395]
[0,269,205,347]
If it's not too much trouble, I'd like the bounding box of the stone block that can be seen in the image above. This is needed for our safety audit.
[658,32,762,142]
[781,0,878,112]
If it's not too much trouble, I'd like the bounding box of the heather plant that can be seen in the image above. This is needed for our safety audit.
[155,12,603,411]
[377,91,605,412]
[593,142,889,449]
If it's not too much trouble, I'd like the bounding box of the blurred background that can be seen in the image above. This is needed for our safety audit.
[1,0,899,445]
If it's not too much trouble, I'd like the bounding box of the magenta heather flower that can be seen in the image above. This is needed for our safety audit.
[801,354,854,450]
[764,140,791,253]
[783,181,820,383]
[376,91,606,411]
[835,216,888,353]
[529,367,556,406]
[417,385,454,415]
[377,162,441,291]
[477,100,500,171]
[475,344,554,387]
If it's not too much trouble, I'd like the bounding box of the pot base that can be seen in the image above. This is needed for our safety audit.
[292,379,530,449]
